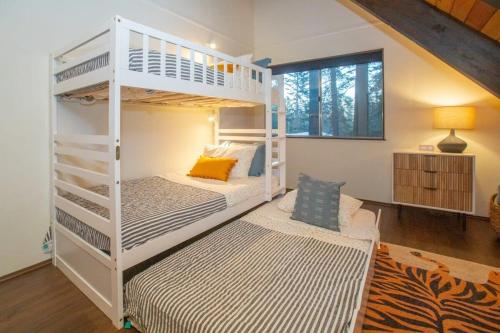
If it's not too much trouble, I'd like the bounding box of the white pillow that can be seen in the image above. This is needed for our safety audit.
[277,189,363,227]
[222,143,257,178]
[341,209,379,241]
[339,194,363,227]
[278,189,297,212]
[202,142,256,178]
[204,141,230,157]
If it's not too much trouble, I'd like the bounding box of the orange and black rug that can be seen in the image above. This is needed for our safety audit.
[362,244,500,332]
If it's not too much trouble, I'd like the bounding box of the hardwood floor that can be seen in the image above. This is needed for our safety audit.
[0,265,137,333]
[0,202,498,333]
[0,263,135,333]
[362,201,500,267]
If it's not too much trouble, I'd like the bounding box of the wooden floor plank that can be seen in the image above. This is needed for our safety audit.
[0,265,136,333]
[363,201,500,267]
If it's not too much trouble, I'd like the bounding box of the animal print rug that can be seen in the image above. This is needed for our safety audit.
[362,244,500,332]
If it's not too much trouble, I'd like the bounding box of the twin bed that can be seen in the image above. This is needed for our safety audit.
[124,198,380,333]
[57,174,277,253]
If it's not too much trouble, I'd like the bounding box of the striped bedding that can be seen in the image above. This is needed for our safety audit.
[56,176,227,252]
[55,49,225,85]
[125,219,368,333]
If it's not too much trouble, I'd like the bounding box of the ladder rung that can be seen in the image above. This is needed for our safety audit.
[54,134,109,145]
[55,146,109,162]
[54,163,110,185]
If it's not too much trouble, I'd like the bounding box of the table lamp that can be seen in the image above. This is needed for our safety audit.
[433,106,475,153]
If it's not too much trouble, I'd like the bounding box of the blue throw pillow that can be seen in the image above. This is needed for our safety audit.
[248,144,265,176]
[291,173,345,231]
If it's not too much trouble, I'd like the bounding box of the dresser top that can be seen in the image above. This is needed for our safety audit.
[394,149,475,157]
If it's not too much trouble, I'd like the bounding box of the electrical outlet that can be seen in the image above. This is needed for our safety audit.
[419,145,434,152]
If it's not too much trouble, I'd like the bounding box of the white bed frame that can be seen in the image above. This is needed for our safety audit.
[50,16,286,328]
[349,209,381,333]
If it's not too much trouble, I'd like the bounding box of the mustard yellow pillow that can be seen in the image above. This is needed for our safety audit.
[187,156,238,181]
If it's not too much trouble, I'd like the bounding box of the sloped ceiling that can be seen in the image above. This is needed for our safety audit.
[349,0,500,97]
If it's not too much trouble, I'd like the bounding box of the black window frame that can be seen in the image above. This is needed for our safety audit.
[271,49,385,141]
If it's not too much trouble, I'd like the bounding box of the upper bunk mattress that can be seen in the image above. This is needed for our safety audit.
[56,176,227,252]
[55,49,227,85]
[124,215,369,333]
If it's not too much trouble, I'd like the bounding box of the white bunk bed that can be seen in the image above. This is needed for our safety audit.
[50,16,287,328]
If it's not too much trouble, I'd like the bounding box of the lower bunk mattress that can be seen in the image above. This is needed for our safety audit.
[56,176,227,252]
[124,203,372,333]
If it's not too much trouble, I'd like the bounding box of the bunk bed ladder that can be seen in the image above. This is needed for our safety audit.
[265,69,273,201]
[109,16,124,328]
[271,73,287,197]
[50,16,124,329]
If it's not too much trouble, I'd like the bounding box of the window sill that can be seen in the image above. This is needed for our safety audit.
[286,135,386,141]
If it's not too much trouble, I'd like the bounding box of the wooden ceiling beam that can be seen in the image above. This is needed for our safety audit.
[349,0,500,97]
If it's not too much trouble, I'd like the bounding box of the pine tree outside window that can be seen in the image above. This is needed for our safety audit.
[271,50,384,139]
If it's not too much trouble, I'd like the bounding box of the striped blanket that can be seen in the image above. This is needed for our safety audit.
[125,220,367,333]
[56,176,227,251]
[55,49,225,85]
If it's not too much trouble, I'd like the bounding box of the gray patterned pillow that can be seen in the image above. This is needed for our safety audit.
[291,173,345,231]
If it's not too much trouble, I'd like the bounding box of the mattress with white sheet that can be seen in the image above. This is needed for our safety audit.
[162,172,279,207]
[241,199,378,253]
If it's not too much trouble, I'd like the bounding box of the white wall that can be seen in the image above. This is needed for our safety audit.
[59,102,214,180]
[0,0,254,276]
[2,0,498,278]
[254,0,500,217]
[148,0,254,53]
[219,106,265,129]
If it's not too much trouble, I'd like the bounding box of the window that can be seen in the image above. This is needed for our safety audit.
[272,50,384,139]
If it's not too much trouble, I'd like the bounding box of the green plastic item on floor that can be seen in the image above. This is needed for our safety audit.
[124,320,132,329]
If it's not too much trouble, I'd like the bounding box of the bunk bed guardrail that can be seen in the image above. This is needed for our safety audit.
[216,127,286,198]
[52,16,267,105]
